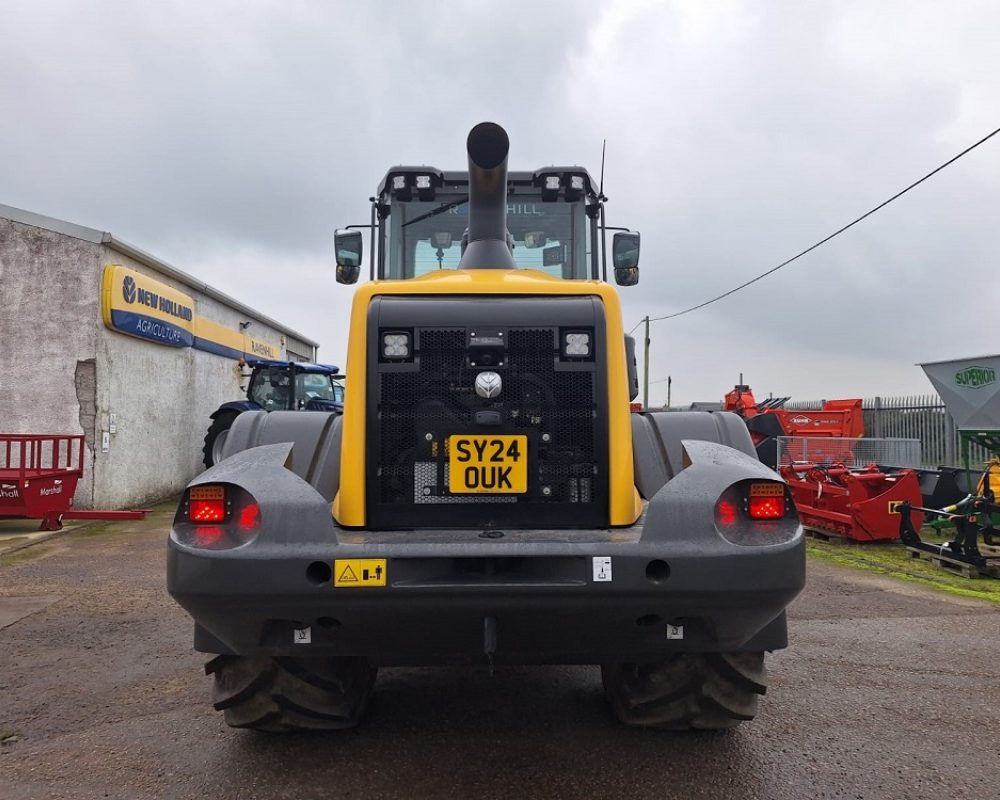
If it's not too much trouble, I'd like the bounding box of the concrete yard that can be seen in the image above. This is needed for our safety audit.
[2,509,999,800]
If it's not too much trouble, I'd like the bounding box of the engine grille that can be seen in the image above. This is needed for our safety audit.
[367,297,608,529]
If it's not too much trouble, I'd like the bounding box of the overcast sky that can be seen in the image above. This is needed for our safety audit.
[3,0,998,404]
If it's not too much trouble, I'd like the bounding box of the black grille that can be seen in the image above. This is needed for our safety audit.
[367,297,608,529]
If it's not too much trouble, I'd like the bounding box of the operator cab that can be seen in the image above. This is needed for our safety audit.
[335,166,640,286]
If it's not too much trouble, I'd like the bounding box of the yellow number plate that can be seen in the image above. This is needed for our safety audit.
[448,435,527,494]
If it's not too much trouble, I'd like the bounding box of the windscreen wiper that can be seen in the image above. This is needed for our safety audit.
[402,198,468,228]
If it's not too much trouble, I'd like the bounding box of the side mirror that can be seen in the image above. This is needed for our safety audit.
[612,231,640,286]
[334,229,363,285]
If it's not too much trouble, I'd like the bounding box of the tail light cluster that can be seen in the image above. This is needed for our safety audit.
[714,480,798,546]
[173,484,261,550]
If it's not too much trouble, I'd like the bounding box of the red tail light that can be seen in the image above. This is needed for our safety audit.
[748,495,786,519]
[238,502,261,530]
[188,485,227,523]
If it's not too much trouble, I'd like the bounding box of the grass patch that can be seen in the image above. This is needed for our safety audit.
[0,543,55,568]
[807,536,1000,605]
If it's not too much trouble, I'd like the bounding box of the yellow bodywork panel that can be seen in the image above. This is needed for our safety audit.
[332,269,643,528]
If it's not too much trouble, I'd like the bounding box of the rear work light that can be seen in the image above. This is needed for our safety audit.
[188,485,228,523]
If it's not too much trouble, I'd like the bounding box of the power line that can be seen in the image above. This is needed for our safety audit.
[636,123,1000,325]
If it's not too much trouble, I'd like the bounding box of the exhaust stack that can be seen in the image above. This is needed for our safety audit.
[458,122,517,270]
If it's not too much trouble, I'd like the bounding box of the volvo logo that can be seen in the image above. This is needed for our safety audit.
[475,371,502,399]
[122,275,137,304]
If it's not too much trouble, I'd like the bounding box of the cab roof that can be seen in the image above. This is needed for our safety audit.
[245,358,341,375]
[376,167,600,199]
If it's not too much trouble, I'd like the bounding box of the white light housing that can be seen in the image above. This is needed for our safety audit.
[564,332,591,357]
[392,175,407,190]
[545,175,561,190]
[383,332,410,358]
[415,175,431,189]
[570,175,584,191]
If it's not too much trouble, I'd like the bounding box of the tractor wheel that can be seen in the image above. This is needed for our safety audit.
[202,412,239,468]
[206,655,377,732]
[602,652,767,730]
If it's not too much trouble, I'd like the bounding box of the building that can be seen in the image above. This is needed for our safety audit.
[0,203,319,509]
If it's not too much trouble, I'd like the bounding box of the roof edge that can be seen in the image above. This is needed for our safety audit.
[0,202,105,244]
[1,201,318,349]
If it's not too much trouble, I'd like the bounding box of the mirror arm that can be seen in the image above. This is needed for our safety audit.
[599,200,607,283]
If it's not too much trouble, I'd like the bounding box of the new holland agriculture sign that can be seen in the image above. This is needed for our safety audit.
[101,265,280,359]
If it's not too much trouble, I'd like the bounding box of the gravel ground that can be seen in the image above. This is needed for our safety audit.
[2,511,998,800]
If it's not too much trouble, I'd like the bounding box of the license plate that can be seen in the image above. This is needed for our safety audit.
[448,435,527,494]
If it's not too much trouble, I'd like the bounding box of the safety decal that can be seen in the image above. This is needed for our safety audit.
[293,626,311,644]
[334,558,387,587]
[592,556,612,582]
[666,624,684,640]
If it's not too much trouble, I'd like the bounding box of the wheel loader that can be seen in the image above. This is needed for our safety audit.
[167,122,805,731]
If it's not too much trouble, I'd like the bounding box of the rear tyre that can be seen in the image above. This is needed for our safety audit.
[602,652,767,730]
[206,655,377,732]
[202,412,239,468]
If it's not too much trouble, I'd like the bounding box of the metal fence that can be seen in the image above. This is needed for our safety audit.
[776,437,923,469]
[785,394,992,468]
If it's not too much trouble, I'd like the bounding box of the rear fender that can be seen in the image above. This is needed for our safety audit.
[212,401,261,419]
[642,439,797,545]
[221,410,342,502]
[188,444,336,545]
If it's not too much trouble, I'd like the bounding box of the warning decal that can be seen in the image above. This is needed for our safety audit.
[334,559,387,588]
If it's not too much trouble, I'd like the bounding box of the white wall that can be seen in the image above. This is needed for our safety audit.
[2,214,320,510]
[0,218,101,507]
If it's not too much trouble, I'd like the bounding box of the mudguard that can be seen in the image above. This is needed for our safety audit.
[212,400,263,419]
[221,410,342,501]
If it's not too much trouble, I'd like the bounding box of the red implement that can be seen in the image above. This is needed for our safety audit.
[779,462,923,542]
[0,434,85,531]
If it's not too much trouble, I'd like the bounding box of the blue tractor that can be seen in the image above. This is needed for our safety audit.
[202,358,344,468]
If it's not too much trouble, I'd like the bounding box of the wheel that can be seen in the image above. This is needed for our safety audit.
[202,412,239,468]
[206,655,377,732]
[602,652,767,730]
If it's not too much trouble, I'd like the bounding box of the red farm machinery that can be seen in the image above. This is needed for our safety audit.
[725,382,923,542]
[723,383,863,470]
[1,435,86,531]
[1,433,149,532]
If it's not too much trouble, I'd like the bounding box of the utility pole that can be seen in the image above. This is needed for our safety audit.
[642,316,650,409]
[667,375,672,408]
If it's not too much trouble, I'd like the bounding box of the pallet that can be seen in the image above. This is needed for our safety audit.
[803,527,895,545]
[804,527,852,545]
[905,547,1000,579]
[980,543,1000,558]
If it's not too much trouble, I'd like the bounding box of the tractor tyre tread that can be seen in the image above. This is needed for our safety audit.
[208,655,376,732]
[202,411,239,469]
[602,652,767,730]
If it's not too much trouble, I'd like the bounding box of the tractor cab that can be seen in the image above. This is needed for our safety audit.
[244,359,345,410]
[334,165,641,286]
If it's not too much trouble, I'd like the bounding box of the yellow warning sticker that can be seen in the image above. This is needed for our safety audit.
[888,501,904,514]
[334,559,387,587]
